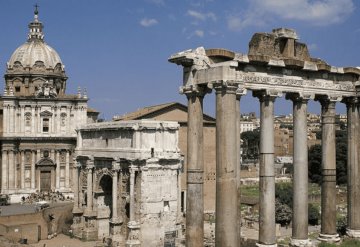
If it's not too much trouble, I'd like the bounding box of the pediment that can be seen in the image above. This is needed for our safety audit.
[36,158,55,166]
[40,110,53,117]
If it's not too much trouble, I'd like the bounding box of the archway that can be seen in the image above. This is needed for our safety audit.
[99,174,113,216]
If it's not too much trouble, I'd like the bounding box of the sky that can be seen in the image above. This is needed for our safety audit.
[0,0,359,119]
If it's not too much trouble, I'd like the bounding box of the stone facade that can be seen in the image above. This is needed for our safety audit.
[72,120,183,246]
[0,9,97,202]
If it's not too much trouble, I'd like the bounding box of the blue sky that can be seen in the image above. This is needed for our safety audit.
[0,0,359,119]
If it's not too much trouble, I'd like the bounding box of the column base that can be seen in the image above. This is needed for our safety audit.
[256,243,277,247]
[318,233,340,243]
[347,228,360,238]
[290,238,312,247]
[126,221,141,247]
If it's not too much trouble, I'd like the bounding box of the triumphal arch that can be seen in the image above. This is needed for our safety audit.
[169,28,360,246]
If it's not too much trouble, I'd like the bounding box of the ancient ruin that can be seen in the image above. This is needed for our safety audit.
[72,120,183,246]
[169,28,360,246]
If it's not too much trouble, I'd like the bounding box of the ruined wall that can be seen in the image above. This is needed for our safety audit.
[140,164,179,246]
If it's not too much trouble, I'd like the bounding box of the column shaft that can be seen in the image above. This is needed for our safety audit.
[257,93,276,245]
[320,100,338,239]
[347,99,360,234]
[8,150,14,190]
[215,84,239,246]
[129,168,135,222]
[65,150,70,188]
[73,163,80,209]
[56,151,60,189]
[186,91,204,247]
[1,150,8,193]
[112,171,118,219]
[291,97,309,241]
[31,150,36,189]
[86,165,93,211]
[21,151,25,189]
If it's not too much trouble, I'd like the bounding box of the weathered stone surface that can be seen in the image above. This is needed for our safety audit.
[73,120,183,246]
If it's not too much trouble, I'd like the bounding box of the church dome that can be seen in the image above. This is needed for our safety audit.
[4,6,67,97]
[6,6,65,72]
[7,41,64,70]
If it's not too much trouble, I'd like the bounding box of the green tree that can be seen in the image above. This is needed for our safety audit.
[275,199,292,226]
[308,130,347,185]
[308,144,322,184]
[241,129,260,160]
[308,203,320,225]
[275,183,293,207]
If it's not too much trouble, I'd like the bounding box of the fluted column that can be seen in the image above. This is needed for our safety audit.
[112,160,120,221]
[318,97,340,242]
[85,160,94,214]
[31,150,36,189]
[345,97,360,237]
[129,166,136,222]
[287,93,312,246]
[1,150,8,193]
[215,82,239,247]
[184,86,205,247]
[254,90,281,246]
[65,150,70,189]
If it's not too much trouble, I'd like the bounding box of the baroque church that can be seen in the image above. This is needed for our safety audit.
[0,8,98,202]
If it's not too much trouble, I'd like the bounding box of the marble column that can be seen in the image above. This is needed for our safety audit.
[129,166,136,222]
[236,86,246,241]
[31,150,36,189]
[111,162,121,221]
[56,150,60,190]
[65,150,70,189]
[72,161,80,210]
[345,97,360,237]
[318,97,340,242]
[1,150,8,193]
[84,160,94,214]
[21,151,25,189]
[254,90,280,246]
[215,82,239,247]
[287,93,311,246]
[184,87,205,247]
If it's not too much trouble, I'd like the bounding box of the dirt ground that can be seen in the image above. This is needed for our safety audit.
[0,234,102,247]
